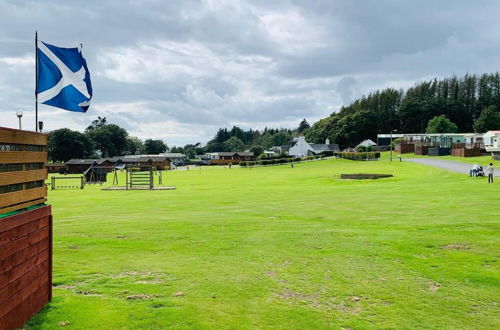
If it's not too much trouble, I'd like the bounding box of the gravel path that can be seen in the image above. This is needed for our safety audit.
[406,158,499,177]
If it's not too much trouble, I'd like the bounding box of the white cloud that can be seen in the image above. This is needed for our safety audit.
[1,0,500,145]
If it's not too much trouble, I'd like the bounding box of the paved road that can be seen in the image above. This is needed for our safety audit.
[406,158,499,177]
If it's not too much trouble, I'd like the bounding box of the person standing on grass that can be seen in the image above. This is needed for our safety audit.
[486,163,494,183]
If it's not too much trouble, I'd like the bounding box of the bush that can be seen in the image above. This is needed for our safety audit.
[356,145,373,152]
[319,151,334,157]
[337,152,380,161]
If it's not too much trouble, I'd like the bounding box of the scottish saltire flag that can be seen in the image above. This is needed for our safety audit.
[36,41,92,112]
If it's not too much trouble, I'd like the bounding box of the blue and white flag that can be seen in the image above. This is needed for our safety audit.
[36,41,92,112]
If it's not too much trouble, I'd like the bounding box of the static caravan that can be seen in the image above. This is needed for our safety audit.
[483,131,500,159]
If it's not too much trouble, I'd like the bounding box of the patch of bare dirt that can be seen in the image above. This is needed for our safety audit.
[428,282,441,292]
[74,290,101,296]
[441,244,470,250]
[135,280,163,284]
[278,288,310,299]
[265,271,276,278]
[335,301,362,315]
[53,285,75,290]
[348,296,363,302]
[126,294,156,300]
[112,271,155,278]
[172,291,184,297]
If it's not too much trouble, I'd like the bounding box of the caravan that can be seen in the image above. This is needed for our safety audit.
[483,130,500,159]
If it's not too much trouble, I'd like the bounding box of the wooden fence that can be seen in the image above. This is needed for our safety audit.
[451,143,481,157]
[0,127,48,214]
[0,206,52,329]
[395,143,415,154]
[0,127,51,329]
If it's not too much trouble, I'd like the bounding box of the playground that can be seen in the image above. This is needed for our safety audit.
[25,155,499,329]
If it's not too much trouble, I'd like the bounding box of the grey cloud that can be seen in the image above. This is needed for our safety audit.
[1,0,500,145]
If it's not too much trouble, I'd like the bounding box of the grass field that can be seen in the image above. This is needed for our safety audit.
[25,157,499,329]
[400,152,495,165]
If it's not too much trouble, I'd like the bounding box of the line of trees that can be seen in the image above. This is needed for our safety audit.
[48,72,500,162]
[170,124,306,158]
[48,116,307,162]
[305,73,500,147]
[48,117,168,162]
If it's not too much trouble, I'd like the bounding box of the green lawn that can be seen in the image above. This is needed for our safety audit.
[26,158,499,329]
[393,151,495,165]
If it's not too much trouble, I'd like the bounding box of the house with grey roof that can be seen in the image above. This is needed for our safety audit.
[288,136,339,158]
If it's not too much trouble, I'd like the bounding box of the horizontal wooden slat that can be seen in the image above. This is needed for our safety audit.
[0,237,49,276]
[0,280,49,330]
[0,169,47,186]
[0,151,47,164]
[0,251,48,290]
[0,127,47,146]
[0,216,49,247]
[0,198,46,215]
[0,226,49,261]
[0,275,48,319]
[0,249,49,305]
[0,187,47,209]
[0,206,51,232]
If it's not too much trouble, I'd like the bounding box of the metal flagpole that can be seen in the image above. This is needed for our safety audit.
[35,31,38,132]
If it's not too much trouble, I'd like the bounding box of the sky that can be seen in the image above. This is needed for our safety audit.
[1,0,500,146]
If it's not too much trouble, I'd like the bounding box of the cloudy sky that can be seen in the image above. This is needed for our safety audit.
[1,0,500,145]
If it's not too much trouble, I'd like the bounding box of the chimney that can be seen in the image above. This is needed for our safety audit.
[325,138,330,145]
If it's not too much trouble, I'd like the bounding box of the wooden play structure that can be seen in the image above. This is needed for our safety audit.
[126,165,155,189]
[103,165,174,191]
[0,126,52,329]
[50,176,84,190]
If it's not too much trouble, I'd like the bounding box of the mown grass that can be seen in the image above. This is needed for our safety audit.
[25,158,499,329]
[393,151,495,165]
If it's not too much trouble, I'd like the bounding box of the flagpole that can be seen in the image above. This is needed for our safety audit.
[35,31,38,132]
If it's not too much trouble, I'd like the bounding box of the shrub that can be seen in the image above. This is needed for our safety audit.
[337,152,380,161]
[319,151,334,157]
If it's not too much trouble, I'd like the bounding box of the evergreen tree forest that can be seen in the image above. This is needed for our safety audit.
[305,73,500,147]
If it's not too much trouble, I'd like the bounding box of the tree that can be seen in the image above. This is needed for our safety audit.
[170,146,184,153]
[425,115,458,133]
[144,139,167,154]
[250,145,264,156]
[271,131,293,147]
[86,124,128,157]
[125,136,145,155]
[298,119,310,134]
[474,106,500,132]
[182,143,201,159]
[333,110,378,147]
[222,136,245,151]
[85,116,107,132]
[47,128,93,162]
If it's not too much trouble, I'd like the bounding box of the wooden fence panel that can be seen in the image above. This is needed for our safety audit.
[0,206,52,330]
[1,126,48,214]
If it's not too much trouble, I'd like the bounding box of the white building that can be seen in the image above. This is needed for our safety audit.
[357,139,377,147]
[484,130,500,154]
[288,136,339,158]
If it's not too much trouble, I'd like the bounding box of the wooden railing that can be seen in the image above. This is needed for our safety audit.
[0,127,48,214]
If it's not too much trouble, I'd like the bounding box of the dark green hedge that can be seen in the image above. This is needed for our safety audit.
[337,152,380,161]
[240,155,322,167]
